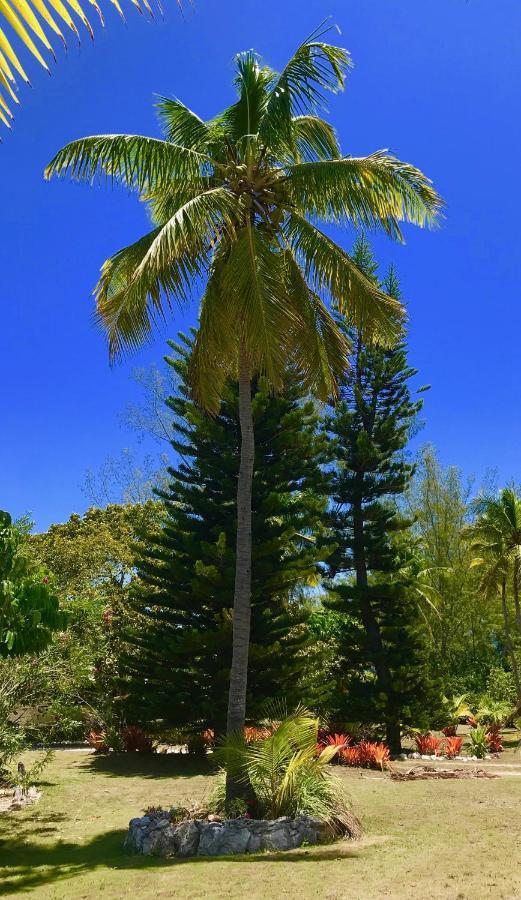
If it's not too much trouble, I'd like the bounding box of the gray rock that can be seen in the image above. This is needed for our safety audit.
[175,820,200,858]
[198,820,251,856]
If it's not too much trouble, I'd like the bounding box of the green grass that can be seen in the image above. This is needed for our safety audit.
[1,750,521,898]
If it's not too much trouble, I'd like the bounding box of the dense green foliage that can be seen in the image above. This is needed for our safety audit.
[0,511,65,657]
[18,503,163,740]
[324,240,442,751]
[122,335,330,734]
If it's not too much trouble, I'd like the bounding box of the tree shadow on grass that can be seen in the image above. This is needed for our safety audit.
[80,752,216,780]
[0,827,364,896]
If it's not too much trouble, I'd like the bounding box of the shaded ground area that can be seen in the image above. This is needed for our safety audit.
[0,750,520,898]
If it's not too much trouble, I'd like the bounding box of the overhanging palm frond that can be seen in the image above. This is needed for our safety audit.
[286,151,444,237]
[286,212,405,345]
[0,0,180,128]
[44,134,214,191]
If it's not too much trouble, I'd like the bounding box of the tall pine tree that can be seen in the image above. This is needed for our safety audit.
[325,238,441,753]
[122,333,330,735]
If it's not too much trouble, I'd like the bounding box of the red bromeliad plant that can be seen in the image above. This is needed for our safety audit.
[121,726,154,753]
[244,726,273,743]
[371,743,391,770]
[486,726,503,753]
[340,746,361,767]
[325,733,351,750]
[357,740,376,767]
[415,733,440,756]
[443,736,463,759]
[87,731,109,753]
[441,725,457,737]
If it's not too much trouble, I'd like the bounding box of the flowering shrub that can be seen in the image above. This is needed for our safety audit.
[443,736,463,758]
[414,733,440,756]
[122,726,154,753]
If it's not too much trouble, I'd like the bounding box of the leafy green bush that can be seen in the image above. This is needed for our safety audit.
[486,668,517,706]
[468,726,489,759]
[212,706,361,838]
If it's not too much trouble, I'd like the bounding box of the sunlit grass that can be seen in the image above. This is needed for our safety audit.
[0,750,520,898]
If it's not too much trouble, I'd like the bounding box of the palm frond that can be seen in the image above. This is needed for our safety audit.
[286,212,405,345]
[156,97,211,148]
[45,134,216,192]
[96,187,241,360]
[0,0,179,127]
[284,248,350,399]
[285,152,444,237]
[260,21,351,152]
[288,114,341,162]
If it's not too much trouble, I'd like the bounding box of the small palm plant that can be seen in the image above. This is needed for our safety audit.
[213,705,361,837]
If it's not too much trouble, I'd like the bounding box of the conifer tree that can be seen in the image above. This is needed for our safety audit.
[325,238,441,753]
[122,333,330,734]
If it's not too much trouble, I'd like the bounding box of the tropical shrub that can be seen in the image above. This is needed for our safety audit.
[476,698,511,727]
[415,733,440,756]
[443,736,463,759]
[441,694,472,734]
[214,706,361,836]
[468,726,489,759]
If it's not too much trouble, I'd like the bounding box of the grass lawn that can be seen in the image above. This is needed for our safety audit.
[1,750,521,899]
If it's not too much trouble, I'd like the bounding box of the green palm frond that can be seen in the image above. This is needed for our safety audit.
[284,248,350,399]
[288,114,341,163]
[259,21,351,152]
[156,97,211,148]
[0,0,179,128]
[286,152,443,237]
[96,187,241,359]
[45,134,215,191]
[286,212,405,344]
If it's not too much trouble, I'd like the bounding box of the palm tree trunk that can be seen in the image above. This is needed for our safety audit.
[501,577,521,700]
[225,340,254,804]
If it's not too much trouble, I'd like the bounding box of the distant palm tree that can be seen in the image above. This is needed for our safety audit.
[467,487,521,698]
[45,26,442,800]
[0,0,173,128]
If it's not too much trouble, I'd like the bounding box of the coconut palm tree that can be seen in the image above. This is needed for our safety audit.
[45,27,443,798]
[467,487,521,699]
[0,0,171,128]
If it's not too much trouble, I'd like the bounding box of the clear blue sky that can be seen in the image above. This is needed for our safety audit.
[1,0,519,530]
